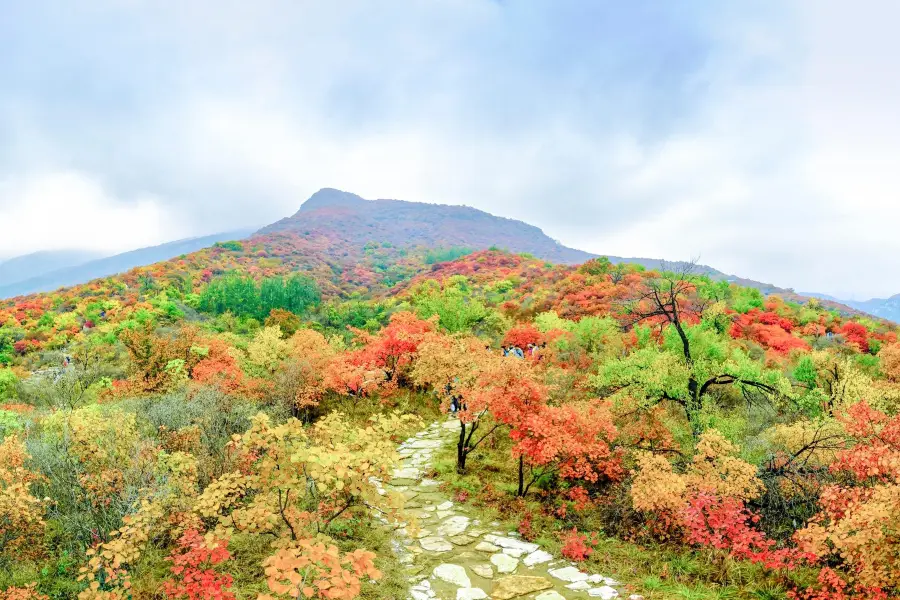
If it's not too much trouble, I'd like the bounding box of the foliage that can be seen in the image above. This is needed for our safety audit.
[0,233,896,598]
[162,529,235,600]
[0,435,44,565]
[259,540,380,600]
[0,368,17,401]
[199,273,320,321]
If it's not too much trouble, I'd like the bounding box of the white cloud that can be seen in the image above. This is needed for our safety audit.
[0,171,182,258]
[0,1,898,298]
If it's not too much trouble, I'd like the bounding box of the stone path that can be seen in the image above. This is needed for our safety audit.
[383,419,644,600]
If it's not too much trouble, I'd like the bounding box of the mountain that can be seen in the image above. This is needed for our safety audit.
[259,188,876,319]
[0,250,105,287]
[259,188,596,264]
[0,188,888,322]
[847,295,900,322]
[802,292,900,323]
[0,229,256,299]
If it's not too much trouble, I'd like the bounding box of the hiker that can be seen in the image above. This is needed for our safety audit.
[513,346,525,359]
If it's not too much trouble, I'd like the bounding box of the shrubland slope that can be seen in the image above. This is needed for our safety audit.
[0,191,897,599]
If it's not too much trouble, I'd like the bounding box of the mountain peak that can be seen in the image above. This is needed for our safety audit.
[300,188,366,212]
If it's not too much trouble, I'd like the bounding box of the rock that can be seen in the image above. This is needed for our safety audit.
[450,534,476,546]
[629,596,644,600]
[588,586,619,599]
[501,547,524,558]
[457,589,489,600]
[604,578,622,586]
[535,593,567,600]
[419,478,441,487]
[548,566,588,583]
[392,467,421,479]
[443,419,461,429]
[438,516,470,536]
[411,590,430,600]
[482,535,540,554]
[408,439,444,449]
[566,581,591,590]
[587,575,604,584]
[471,564,494,579]
[434,564,471,588]
[490,553,519,574]
[491,576,553,599]
[523,550,553,566]
[420,536,454,552]
[475,541,501,553]
[437,501,454,511]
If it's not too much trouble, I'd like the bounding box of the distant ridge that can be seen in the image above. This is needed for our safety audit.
[3,187,892,323]
[260,188,597,265]
[0,229,256,299]
[0,249,105,286]
[802,292,900,324]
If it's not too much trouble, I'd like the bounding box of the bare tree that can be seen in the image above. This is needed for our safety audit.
[626,260,782,437]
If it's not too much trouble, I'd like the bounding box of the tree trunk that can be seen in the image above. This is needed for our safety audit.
[457,421,468,473]
[687,376,702,438]
[517,456,525,496]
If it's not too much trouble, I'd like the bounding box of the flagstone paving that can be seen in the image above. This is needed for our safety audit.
[384,419,645,600]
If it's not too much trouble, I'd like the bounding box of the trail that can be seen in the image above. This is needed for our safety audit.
[384,419,642,600]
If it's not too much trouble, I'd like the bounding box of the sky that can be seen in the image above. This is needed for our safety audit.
[0,1,897,300]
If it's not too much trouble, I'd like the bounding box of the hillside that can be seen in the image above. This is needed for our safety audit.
[0,229,256,299]
[0,189,878,322]
[0,192,898,600]
[261,188,876,320]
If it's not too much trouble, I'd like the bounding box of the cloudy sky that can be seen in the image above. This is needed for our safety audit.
[1,1,897,299]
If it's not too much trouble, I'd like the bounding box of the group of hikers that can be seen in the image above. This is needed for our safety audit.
[500,342,543,359]
[447,341,547,414]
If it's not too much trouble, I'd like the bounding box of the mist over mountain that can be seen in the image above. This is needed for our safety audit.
[0,188,892,323]
[260,189,885,320]
[802,292,900,324]
[0,250,104,287]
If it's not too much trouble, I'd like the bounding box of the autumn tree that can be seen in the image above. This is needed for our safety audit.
[345,311,436,387]
[193,412,412,599]
[410,277,499,334]
[794,402,900,593]
[0,435,44,565]
[191,338,246,395]
[194,411,416,539]
[879,341,900,382]
[511,400,621,496]
[616,264,790,436]
[454,356,540,474]
[118,322,202,393]
[270,329,335,418]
